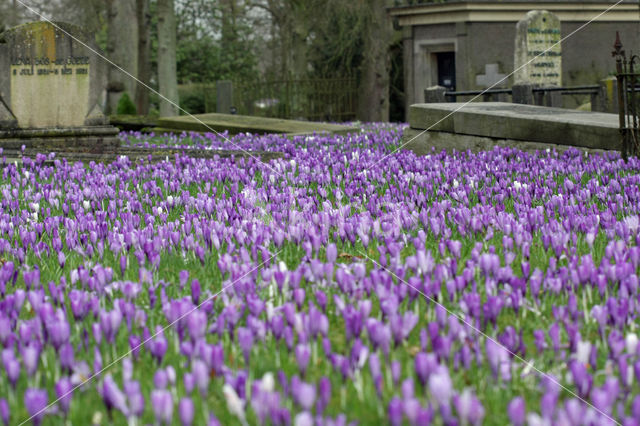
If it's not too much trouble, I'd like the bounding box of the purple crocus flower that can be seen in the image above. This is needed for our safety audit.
[151,389,174,425]
[154,369,169,389]
[2,350,20,388]
[99,308,122,344]
[0,398,8,426]
[21,344,40,377]
[415,352,437,386]
[120,255,127,277]
[237,327,253,365]
[453,389,485,425]
[326,243,337,263]
[390,311,418,346]
[102,374,128,416]
[192,359,210,395]
[179,397,194,426]
[391,360,401,385]
[124,380,145,418]
[428,366,453,406]
[55,377,73,415]
[294,411,313,426]
[24,388,48,426]
[295,381,316,411]
[388,396,403,426]
[317,376,331,414]
[295,344,311,377]
[149,326,168,364]
[293,288,306,309]
[191,279,201,305]
[59,343,75,372]
[208,412,222,426]
[179,270,189,289]
[569,360,592,399]
[184,372,195,395]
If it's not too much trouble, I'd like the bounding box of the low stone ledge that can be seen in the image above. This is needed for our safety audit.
[401,128,616,156]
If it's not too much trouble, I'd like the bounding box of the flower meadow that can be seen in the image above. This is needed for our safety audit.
[1,124,640,426]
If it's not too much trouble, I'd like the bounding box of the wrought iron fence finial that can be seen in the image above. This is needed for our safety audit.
[613,31,625,58]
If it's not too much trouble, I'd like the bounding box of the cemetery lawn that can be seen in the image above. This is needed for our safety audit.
[0,124,639,425]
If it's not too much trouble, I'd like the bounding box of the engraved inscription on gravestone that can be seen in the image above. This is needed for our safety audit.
[514,10,562,86]
[0,21,107,129]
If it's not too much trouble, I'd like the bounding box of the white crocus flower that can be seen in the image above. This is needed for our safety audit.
[575,340,591,365]
[626,333,638,355]
[261,372,275,393]
[223,384,246,424]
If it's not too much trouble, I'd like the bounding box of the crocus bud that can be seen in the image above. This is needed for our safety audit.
[388,396,403,426]
[179,397,194,426]
[295,344,311,377]
[508,397,525,426]
[191,279,201,305]
[0,398,9,426]
[24,388,48,426]
[55,377,73,415]
[151,389,173,425]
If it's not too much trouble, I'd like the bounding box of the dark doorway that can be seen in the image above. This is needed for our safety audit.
[436,52,456,90]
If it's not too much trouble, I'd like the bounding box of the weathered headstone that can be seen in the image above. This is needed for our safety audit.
[514,10,562,86]
[0,21,118,155]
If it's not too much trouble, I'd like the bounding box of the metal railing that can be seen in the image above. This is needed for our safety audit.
[612,31,640,160]
[439,85,599,103]
[232,78,358,122]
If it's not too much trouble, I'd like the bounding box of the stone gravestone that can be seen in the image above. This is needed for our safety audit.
[0,21,119,156]
[514,10,562,86]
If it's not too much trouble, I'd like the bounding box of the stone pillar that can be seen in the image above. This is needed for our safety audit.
[512,83,534,104]
[424,85,447,103]
[216,80,233,114]
[594,76,618,113]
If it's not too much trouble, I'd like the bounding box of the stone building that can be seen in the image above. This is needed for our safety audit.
[389,0,640,112]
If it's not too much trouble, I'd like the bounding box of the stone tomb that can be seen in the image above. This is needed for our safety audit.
[154,113,360,136]
[0,21,119,156]
[402,102,621,155]
[514,10,562,86]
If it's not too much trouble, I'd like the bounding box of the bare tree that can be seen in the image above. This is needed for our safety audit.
[157,0,179,116]
[136,0,151,115]
[106,0,139,113]
[249,0,314,80]
[356,0,393,122]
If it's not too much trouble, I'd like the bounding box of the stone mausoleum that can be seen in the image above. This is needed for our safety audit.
[389,0,640,112]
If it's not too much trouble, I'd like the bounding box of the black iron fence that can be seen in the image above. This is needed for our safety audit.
[425,85,600,107]
[180,78,358,122]
[232,78,358,122]
[612,31,640,160]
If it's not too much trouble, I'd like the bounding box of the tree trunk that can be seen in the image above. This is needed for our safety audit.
[356,0,392,122]
[9,0,18,27]
[157,0,179,117]
[136,0,151,115]
[291,23,308,80]
[106,0,139,114]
